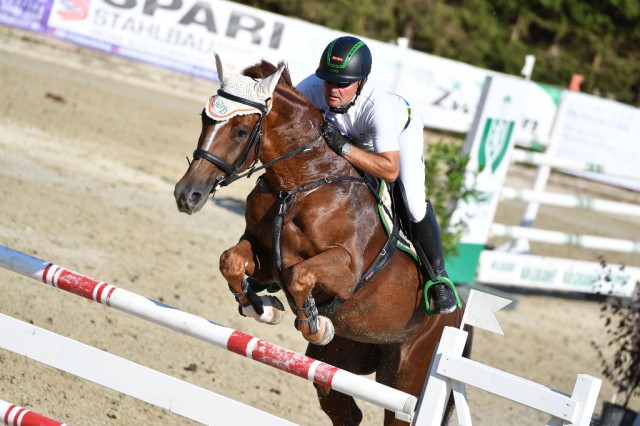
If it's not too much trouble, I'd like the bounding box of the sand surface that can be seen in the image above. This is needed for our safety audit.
[1,27,639,425]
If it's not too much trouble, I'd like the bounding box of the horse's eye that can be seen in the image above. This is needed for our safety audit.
[236,127,249,139]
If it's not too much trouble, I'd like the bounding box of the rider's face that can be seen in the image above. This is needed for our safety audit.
[323,80,360,108]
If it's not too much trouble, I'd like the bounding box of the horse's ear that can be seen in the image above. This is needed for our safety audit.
[256,65,285,98]
[214,53,225,83]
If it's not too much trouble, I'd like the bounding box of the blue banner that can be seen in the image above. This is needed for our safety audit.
[0,0,52,33]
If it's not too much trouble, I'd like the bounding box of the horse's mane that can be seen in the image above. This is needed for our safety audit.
[243,60,292,87]
[243,59,321,128]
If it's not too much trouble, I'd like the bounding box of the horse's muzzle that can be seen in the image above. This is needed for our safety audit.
[174,179,218,215]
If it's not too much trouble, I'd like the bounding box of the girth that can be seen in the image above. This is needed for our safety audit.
[270,176,399,320]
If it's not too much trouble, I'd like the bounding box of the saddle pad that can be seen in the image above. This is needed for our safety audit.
[376,179,418,261]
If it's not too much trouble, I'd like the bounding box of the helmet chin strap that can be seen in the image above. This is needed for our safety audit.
[329,79,366,114]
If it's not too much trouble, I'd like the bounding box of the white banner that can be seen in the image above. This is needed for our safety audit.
[477,251,639,298]
[43,0,560,138]
[549,91,640,190]
[47,0,298,79]
[452,74,528,246]
[446,74,529,283]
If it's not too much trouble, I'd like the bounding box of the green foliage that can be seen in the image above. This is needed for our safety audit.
[423,139,481,257]
[233,0,640,105]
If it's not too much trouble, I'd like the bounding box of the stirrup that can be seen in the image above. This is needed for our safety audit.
[423,277,462,316]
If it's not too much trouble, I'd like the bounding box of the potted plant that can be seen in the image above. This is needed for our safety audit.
[592,263,640,426]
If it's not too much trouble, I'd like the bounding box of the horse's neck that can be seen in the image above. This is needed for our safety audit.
[262,138,353,190]
[261,105,356,190]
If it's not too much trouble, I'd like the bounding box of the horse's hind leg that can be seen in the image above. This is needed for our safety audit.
[376,315,465,426]
[306,335,381,426]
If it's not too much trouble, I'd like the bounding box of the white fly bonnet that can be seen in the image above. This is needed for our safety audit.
[205,53,285,120]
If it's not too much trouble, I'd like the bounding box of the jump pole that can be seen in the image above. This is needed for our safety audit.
[490,224,640,254]
[0,400,67,426]
[511,149,640,181]
[500,186,640,217]
[0,313,295,425]
[0,245,418,421]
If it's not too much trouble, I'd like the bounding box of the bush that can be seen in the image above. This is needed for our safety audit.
[424,138,481,257]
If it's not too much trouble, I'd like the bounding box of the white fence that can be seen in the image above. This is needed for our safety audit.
[0,245,603,425]
[477,143,640,298]
[416,326,601,426]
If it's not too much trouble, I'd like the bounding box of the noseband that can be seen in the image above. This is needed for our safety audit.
[193,89,322,188]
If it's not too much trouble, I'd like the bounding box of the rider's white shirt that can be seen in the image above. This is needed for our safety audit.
[296,75,411,154]
[297,75,428,221]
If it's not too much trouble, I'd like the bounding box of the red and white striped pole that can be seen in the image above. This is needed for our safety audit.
[0,400,67,426]
[0,245,417,419]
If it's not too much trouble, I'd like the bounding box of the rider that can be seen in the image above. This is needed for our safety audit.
[296,35,458,315]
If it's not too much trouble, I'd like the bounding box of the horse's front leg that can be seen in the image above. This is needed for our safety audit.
[286,247,355,345]
[219,237,285,325]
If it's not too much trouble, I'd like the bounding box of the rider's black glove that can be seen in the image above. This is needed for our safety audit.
[321,121,349,157]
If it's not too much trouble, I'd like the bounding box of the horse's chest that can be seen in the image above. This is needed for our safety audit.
[252,213,309,254]
[248,208,316,270]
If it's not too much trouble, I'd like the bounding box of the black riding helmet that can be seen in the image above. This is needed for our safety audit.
[316,36,372,84]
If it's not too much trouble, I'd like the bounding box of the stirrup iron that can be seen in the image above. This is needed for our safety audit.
[423,276,462,316]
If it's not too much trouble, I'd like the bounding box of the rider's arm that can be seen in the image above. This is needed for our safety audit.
[343,94,402,181]
[343,147,399,181]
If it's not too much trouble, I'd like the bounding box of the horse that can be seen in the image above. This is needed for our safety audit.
[174,54,471,425]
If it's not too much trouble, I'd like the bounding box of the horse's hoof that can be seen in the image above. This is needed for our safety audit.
[241,295,285,325]
[311,316,335,346]
[263,295,285,324]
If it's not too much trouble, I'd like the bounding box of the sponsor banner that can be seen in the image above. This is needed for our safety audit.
[386,45,487,133]
[452,74,528,246]
[477,250,639,298]
[0,0,52,33]
[47,0,289,80]
[446,74,528,283]
[32,0,557,138]
[550,91,640,190]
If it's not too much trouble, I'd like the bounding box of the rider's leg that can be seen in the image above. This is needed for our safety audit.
[398,120,457,314]
[410,203,457,314]
[411,202,446,277]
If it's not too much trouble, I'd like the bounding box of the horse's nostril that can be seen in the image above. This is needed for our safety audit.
[189,192,203,206]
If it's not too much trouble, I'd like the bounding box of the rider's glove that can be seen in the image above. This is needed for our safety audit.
[321,121,350,157]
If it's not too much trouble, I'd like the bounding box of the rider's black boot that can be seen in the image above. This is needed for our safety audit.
[411,202,458,315]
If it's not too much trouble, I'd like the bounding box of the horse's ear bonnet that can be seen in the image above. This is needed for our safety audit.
[205,53,285,120]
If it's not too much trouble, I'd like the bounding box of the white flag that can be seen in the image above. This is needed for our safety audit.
[460,289,512,335]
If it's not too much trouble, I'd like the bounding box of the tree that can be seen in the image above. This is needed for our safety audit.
[232,0,640,104]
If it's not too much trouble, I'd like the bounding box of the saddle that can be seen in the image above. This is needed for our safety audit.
[367,175,419,262]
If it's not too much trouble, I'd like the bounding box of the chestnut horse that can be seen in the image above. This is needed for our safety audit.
[174,54,470,425]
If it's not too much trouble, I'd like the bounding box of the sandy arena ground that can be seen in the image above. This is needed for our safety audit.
[1,27,639,425]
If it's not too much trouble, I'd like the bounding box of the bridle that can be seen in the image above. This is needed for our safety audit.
[192,89,322,189]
